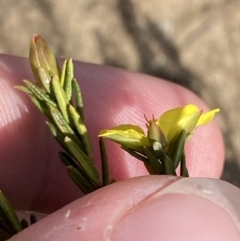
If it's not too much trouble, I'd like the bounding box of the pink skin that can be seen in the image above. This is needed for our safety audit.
[0,54,238,240]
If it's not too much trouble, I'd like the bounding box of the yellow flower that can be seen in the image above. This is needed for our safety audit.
[99,104,219,148]
[157,104,220,143]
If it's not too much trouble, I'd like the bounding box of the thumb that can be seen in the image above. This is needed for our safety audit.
[9,176,240,241]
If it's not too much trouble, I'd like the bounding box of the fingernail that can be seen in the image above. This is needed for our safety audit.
[112,178,240,241]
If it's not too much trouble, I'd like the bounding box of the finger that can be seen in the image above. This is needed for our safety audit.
[0,55,224,211]
[9,176,240,241]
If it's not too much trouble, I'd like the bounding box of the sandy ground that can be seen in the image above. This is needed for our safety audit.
[1,0,240,185]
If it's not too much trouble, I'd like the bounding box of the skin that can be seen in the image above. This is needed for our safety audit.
[0,54,239,240]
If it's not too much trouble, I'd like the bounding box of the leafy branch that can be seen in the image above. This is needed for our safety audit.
[16,35,111,193]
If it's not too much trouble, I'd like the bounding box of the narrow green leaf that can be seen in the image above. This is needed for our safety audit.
[15,86,49,115]
[143,162,156,175]
[180,151,189,177]
[99,138,109,186]
[46,118,84,156]
[72,78,84,121]
[51,75,69,123]
[68,104,92,158]
[153,148,176,175]
[46,121,71,151]
[64,59,74,102]
[48,107,85,151]
[59,151,80,170]
[46,121,57,136]
[60,152,98,188]
[162,155,176,175]
[172,130,186,168]
[23,79,56,107]
[67,166,97,194]
[29,95,47,114]
[0,191,22,234]
[38,67,51,93]
[64,137,99,184]
[144,147,163,174]
[49,106,73,135]
[60,59,67,86]
[14,85,32,95]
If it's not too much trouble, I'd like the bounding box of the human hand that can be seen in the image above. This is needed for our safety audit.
[1,55,238,240]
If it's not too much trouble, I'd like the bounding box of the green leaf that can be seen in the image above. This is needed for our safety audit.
[67,166,97,194]
[16,85,51,116]
[30,95,49,114]
[23,79,56,107]
[64,59,74,102]
[144,147,163,174]
[46,121,73,153]
[38,67,51,93]
[153,147,176,175]
[172,130,186,168]
[180,151,189,177]
[99,138,110,186]
[49,106,74,135]
[68,104,92,158]
[60,59,67,86]
[64,137,99,184]
[14,85,32,95]
[51,75,69,123]
[46,121,58,136]
[72,78,84,121]
[59,151,80,170]
[162,155,176,175]
[0,191,22,235]
[60,152,99,190]
[143,162,156,175]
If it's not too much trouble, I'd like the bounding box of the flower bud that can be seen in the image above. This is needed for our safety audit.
[29,34,60,88]
[147,120,168,150]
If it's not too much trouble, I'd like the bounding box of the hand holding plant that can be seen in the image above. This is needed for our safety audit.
[0,36,238,241]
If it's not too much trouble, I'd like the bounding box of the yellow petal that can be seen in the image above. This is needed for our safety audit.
[197,108,220,126]
[157,104,220,143]
[177,110,202,134]
[157,107,182,138]
[157,104,200,141]
[99,124,149,147]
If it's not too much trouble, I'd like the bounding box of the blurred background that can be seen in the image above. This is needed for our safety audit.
[0,0,240,185]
